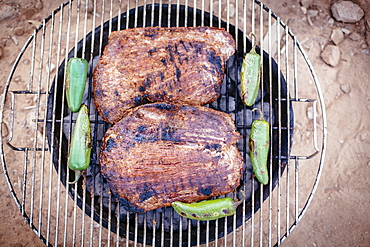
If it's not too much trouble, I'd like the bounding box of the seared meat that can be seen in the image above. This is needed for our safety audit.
[93,26,236,123]
[99,103,244,213]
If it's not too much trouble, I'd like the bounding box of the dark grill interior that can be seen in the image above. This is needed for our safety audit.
[45,3,293,246]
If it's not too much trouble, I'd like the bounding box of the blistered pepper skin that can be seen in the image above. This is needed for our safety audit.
[171,191,245,221]
[65,58,88,112]
[249,113,270,185]
[240,33,261,106]
[67,104,91,183]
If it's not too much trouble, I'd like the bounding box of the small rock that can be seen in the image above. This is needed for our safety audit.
[14,76,22,82]
[330,28,344,45]
[229,3,236,18]
[27,20,42,28]
[307,9,319,18]
[331,1,364,23]
[301,6,307,15]
[22,7,38,20]
[11,36,18,46]
[349,32,361,41]
[0,4,16,21]
[13,26,24,36]
[300,0,312,8]
[307,106,314,120]
[340,83,350,94]
[47,63,56,73]
[360,42,367,49]
[341,28,351,35]
[1,38,7,47]
[213,1,221,14]
[35,1,43,10]
[321,44,341,67]
[0,46,3,59]
[328,18,335,26]
[23,59,30,65]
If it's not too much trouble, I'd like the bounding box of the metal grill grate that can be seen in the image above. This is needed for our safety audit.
[0,0,327,246]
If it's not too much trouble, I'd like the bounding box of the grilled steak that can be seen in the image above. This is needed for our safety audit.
[99,103,244,213]
[93,26,236,123]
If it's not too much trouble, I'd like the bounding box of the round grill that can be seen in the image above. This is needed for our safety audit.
[0,0,327,246]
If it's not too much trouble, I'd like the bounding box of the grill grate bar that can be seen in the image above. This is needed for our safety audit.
[276,15,282,246]
[62,1,74,245]
[45,10,56,246]
[284,25,291,240]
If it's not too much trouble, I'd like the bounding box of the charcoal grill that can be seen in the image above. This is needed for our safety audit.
[0,0,327,246]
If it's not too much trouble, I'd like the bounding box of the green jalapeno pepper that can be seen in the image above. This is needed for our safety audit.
[240,33,261,106]
[65,57,88,112]
[171,191,245,221]
[67,104,91,184]
[249,108,270,185]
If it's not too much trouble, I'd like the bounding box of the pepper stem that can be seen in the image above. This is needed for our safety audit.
[68,170,82,184]
[252,108,265,121]
[249,32,257,53]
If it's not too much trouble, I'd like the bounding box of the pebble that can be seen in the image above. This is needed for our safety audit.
[11,36,18,46]
[228,3,236,18]
[328,18,335,26]
[307,106,314,120]
[0,4,16,21]
[0,46,3,59]
[360,42,367,49]
[23,59,30,65]
[301,6,307,15]
[307,9,319,18]
[349,32,361,41]
[48,63,56,73]
[13,26,24,36]
[330,1,364,23]
[340,83,350,94]
[300,0,312,8]
[331,28,344,45]
[321,44,341,67]
[14,76,22,82]
[341,28,351,35]
[35,0,43,10]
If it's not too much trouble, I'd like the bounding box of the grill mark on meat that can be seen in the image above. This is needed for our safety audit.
[100,103,245,213]
[105,137,117,152]
[93,27,236,123]
[175,67,181,82]
[180,40,190,52]
[198,186,213,196]
[138,183,157,203]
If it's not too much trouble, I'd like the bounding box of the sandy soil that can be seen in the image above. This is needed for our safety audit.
[0,0,369,246]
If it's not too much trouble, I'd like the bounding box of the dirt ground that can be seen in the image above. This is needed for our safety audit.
[0,0,369,246]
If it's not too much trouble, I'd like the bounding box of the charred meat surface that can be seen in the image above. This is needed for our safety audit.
[93,26,236,123]
[99,103,244,213]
